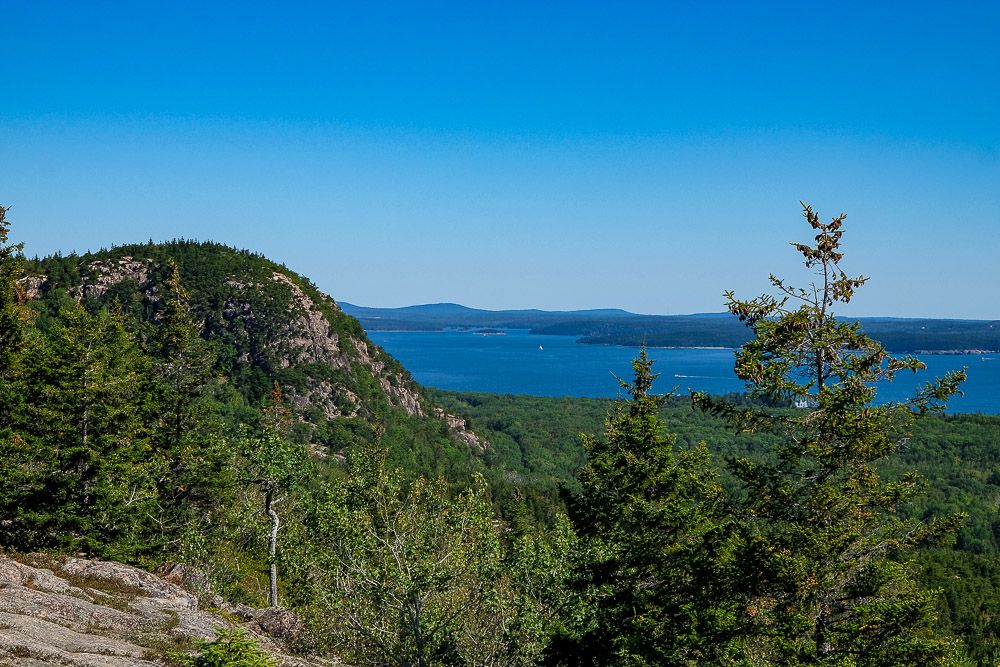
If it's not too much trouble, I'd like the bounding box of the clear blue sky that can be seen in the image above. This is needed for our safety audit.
[3,1,998,317]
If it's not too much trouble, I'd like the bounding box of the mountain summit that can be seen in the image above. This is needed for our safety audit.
[23,241,483,461]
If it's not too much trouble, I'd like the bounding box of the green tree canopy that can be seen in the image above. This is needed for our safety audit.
[696,203,967,666]
[564,349,738,666]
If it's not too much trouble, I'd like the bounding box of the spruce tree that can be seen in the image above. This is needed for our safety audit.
[153,259,216,449]
[0,206,33,547]
[0,205,27,446]
[695,203,966,665]
[567,350,737,666]
[16,306,159,557]
[149,258,223,546]
[0,205,24,381]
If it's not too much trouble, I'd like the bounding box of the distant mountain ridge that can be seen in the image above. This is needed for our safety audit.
[343,302,1000,353]
[340,301,640,319]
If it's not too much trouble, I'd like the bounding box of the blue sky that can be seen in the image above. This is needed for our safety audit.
[3,1,998,317]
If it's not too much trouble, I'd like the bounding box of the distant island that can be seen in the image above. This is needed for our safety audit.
[341,302,1000,354]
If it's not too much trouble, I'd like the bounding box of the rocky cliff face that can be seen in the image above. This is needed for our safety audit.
[0,554,328,667]
[71,257,150,301]
[216,269,425,420]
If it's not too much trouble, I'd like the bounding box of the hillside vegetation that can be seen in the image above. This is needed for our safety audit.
[432,390,1000,661]
[23,239,485,480]
[4,216,568,664]
[1,204,997,665]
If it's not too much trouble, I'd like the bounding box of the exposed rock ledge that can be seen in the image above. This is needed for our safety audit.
[0,554,332,667]
[433,408,488,453]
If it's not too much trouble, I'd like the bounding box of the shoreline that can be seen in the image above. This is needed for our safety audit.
[365,329,997,355]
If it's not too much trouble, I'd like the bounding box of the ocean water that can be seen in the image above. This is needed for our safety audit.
[368,329,1000,415]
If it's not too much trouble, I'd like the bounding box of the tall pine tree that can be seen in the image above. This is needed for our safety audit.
[0,205,23,385]
[696,203,966,666]
[149,258,223,547]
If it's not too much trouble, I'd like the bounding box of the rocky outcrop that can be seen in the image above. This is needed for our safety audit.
[271,272,345,368]
[15,274,47,300]
[219,271,423,420]
[351,338,424,417]
[0,554,329,667]
[72,257,149,301]
[433,408,488,453]
[220,271,342,372]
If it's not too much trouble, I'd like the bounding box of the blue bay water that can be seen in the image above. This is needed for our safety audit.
[368,329,1000,415]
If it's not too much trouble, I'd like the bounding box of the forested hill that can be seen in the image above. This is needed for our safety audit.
[22,242,486,476]
[4,232,546,664]
[339,301,639,332]
[344,302,1000,353]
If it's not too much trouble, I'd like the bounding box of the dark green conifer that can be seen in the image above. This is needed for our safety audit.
[153,259,216,450]
[0,206,34,547]
[145,258,230,561]
[567,349,737,666]
[696,203,966,665]
[15,306,159,558]
[0,205,24,380]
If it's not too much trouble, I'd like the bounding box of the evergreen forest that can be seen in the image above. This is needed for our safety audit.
[1,203,998,666]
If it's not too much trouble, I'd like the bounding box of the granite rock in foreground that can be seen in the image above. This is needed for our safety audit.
[0,554,332,667]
